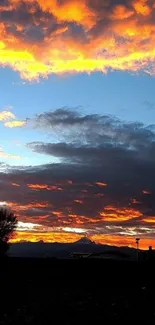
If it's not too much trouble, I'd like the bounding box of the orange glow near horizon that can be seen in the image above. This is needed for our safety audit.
[0,0,155,79]
[10,231,155,250]
[10,231,82,244]
[91,234,155,250]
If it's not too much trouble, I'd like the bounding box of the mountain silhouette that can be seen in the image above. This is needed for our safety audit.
[75,237,95,245]
[9,239,137,260]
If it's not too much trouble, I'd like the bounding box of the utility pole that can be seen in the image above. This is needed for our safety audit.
[136,238,140,261]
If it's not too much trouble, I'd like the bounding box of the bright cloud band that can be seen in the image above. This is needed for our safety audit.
[0,0,155,79]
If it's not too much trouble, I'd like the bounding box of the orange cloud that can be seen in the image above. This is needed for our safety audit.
[10,231,82,243]
[142,217,155,223]
[142,190,151,195]
[7,201,49,211]
[27,184,63,191]
[40,0,95,27]
[11,183,20,187]
[96,182,107,187]
[0,0,155,79]
[111,5,134,20]
[74,200,83,204]
[100,206,142,222]
[133,0,151,16]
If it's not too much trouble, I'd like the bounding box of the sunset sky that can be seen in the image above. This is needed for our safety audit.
[0,0,155,249]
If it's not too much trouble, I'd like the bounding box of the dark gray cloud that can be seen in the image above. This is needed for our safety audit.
[31,108,155,151]
[0,108,155,238]
[27,109,155,221]
[0,158,154,232]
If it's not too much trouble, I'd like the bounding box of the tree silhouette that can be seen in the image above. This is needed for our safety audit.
[0,209,17,256]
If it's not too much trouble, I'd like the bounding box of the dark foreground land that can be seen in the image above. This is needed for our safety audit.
[1,258,155,324]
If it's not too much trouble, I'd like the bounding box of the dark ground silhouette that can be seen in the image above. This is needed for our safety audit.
[1,258,155,324]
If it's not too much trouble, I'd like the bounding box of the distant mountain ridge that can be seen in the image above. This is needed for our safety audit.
[9,237,137,260]
[74,237,96,245]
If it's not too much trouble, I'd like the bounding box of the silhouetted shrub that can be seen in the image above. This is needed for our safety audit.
[0,209,17,256]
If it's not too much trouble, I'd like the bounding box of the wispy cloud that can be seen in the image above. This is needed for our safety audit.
[0,109,26,128]
[4,120,26,128]
[27,183,63,191]
[17,221,42,231]
[0,147,21,160]
[0,110,15,121]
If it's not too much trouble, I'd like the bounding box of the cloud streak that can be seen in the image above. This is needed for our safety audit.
[0,0,155,79]
[4,120,26,128]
